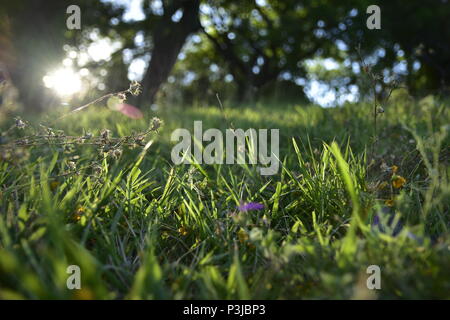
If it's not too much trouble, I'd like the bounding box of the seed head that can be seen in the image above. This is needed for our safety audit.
[15,118,26,129]
[111,148,123,159]
[150,117,162,131]
[67,161,77,171]
[117,92,127,102]
[128,81,142,96]
[100,129,111,140]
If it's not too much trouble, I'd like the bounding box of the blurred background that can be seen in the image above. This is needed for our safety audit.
[0,0,449,111]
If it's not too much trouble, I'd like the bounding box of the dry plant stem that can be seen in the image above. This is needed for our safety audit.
[54,81,142,122]
[1,82,160,154]
[57,90,128,121]
[55,80,142,123]
[1,120,159,153]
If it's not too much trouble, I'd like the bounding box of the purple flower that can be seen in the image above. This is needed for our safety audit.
[238,202,264,212]
[372,211,403,236]
[372,209,423,243]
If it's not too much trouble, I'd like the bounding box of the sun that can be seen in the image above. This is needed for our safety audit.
[43,68,82,97]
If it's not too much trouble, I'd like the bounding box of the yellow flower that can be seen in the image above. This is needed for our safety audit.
[378,181,388,190]
[50,181,60,191]
[72,207,85,221]
[391,165,398,174]
[392,175,406,189]
[161,231,170,239]
[385,199,394,207]
[237,229,249,244]
[178,226,188,236]
[73,288,94,300]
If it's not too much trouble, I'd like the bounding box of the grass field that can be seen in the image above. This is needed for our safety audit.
[0,92,449,299]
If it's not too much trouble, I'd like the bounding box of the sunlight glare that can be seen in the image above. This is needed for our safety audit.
[43,68,82,96]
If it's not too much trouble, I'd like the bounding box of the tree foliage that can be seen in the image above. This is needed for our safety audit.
[1,0,449,109]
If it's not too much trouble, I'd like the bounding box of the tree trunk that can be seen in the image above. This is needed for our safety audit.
[138,0,200,107]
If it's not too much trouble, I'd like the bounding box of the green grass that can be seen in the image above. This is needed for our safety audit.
[0,93,449,299]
